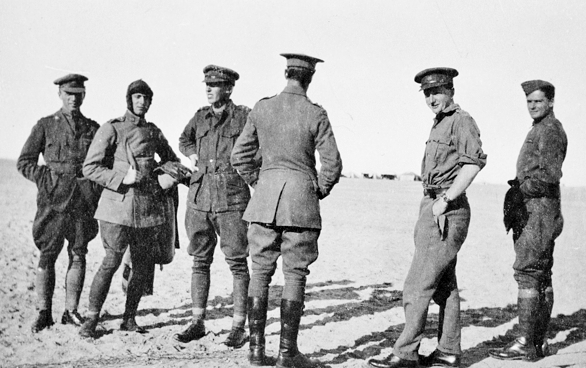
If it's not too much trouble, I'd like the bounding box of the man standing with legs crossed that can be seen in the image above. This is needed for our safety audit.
[365,68,487,368]
[231,53,342,368]
[174,65,251,348]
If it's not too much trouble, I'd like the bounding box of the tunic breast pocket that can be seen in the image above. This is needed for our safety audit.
[80,135,94,152]
[44,139,60,161]
[431,137,453,162]
[101,188,125,202]
[222,127,241,144]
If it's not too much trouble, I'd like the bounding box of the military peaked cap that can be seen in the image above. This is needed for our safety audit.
[521,80,555,96]
[54,73,88,93]
[280,53,324,71]
[414,67,459,91]
[203,65,239,85]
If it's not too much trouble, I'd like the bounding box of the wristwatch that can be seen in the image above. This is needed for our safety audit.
[440,193,452,203]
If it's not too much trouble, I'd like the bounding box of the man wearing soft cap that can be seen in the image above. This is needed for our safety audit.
[366,67,486,368]
[489,80,567,361]
[175,65,252,348]
[17,74,102,333]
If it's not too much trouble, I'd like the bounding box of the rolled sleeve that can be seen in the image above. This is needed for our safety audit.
[456,116,487,170]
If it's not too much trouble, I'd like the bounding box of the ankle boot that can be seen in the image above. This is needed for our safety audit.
[248,296,272,366]
[489,294,540,361]
[79,313,99,338]
[121,309,147,333]
[224,276,250,348]
[31,309,54,333]
[276,299,323,368]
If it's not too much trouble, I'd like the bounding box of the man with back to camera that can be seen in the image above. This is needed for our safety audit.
[79,79,180,338]
[17,74,101,333]
[489,80,567,361]
[365,68,487,368]
[231,53,343,368]
[174,65,252,348]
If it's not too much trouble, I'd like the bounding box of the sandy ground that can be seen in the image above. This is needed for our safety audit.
[1,158,585,368]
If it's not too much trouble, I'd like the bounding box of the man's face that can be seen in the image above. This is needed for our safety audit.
[131,93,151,116]
[526,90,554,120]
[59,90,84,114]
[206,82,232,106]
[424,86,453,115]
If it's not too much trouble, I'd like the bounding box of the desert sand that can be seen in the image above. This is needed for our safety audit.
[1,158,585,368]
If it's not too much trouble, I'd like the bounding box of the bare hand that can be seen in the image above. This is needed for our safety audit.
[189,154,199,172]
[157,173,177,190]
[122,166,137,185]
[432,199,448,217]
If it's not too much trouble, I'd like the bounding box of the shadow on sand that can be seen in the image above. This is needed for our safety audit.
[91,280,585,367]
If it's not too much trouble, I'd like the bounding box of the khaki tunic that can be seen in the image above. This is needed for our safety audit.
[231,85,343,229]
[83,110,179,228]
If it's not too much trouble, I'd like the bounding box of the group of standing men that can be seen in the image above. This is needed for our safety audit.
[18,55,566,368]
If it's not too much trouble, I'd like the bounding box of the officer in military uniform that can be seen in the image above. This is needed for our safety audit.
[174,65,251,348]
[79,79,180,338]
[17,74,101,333]
[366,68,487,368]
[231,53,342,368]
[489,80,567,361]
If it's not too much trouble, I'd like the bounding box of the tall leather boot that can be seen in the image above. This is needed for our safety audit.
[276,299,323,368]
[248,295,273,366]
[489,292,540,361]
[534,288,554,357]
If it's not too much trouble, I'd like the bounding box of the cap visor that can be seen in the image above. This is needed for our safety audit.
[61,87,85,93]
[420,81,450,91]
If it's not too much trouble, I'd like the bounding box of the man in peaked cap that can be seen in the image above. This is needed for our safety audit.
[231,53,342,368]
[175,65,252,348]
[17,74,102,333]
[366,68,486,368]
[489,80,567,361]
[79,79,180,338]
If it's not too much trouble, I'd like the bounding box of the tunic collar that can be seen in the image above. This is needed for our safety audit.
[533,110,555,126]
[125,109,146,125]
[433,103,459,126]
[205,99,234,119]
[282,84,307,97]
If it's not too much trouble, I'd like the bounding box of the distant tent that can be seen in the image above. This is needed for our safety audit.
[342,171,361,178]
[399,172,422,181]
[362,172,381,179]
[381,174,395,180]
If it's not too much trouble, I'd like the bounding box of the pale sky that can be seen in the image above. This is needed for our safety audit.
[1,0,584,186]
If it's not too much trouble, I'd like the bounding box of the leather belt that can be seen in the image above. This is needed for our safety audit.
[47,162,84,177]
[423,187,449,199]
